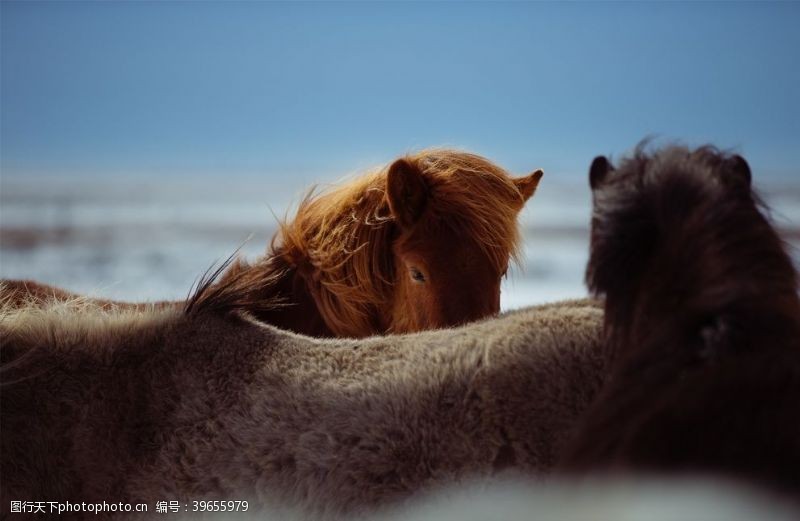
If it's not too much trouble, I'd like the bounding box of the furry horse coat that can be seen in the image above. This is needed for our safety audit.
[1,295,604,519]
[560,145,800,497]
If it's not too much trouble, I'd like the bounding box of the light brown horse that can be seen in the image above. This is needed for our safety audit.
[5,149,542,337]
[0,287,603,520]
[189,149,542,337]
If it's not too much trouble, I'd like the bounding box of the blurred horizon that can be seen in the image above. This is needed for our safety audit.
[2,1,799,308]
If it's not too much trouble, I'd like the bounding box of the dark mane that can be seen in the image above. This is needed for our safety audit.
[563,144,800,495]
[183,251,290,318]
[586,144,798,355]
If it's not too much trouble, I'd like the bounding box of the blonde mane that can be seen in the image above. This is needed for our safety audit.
[277,148,528,336]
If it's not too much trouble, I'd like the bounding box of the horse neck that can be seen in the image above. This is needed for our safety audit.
[279,191,396,338]
[291,255,389,338]
[617,198,800,353]
[217,253,334,337]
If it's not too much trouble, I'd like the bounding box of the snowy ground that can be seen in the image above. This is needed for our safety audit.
[2,175,798,310]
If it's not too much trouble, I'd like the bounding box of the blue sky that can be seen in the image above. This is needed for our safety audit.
[2,1,799,181]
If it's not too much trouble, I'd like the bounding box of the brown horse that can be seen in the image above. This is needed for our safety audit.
[0,286,604,519]
[5,149,542,338]
[560,145,800,497]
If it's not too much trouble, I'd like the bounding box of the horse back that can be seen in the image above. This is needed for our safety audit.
[0,305,183,514]
[1,278,179,311]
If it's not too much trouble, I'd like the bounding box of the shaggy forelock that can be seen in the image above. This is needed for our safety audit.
[268,148,528,337]
[412,149,527,271]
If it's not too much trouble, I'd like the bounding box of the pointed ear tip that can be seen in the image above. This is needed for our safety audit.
[732,154,751,170]
[387,157,424,182]
[729,154,752,185]
[516,169,544,185]
[387,156,410,172]
[589,156,612,189]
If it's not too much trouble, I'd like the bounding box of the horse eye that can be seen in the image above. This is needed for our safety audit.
[409,267,426,283]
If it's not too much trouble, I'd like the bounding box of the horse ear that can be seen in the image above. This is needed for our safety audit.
[386,158,428,229]
[589,156,613,190]
[514,169,544,202]
[726,154,752,189]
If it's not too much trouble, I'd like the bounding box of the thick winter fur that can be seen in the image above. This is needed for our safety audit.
[1,295,603,519]
[3,149,542,339]
[0,279,175,312]
[561,145,800,496]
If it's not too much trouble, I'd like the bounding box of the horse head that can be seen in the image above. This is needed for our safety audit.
[383,150,542,333]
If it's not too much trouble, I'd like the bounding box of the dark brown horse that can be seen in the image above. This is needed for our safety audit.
[560,145,800,496]
[5,149,542,337]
